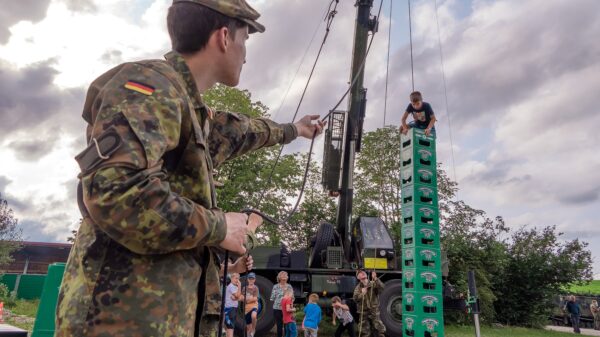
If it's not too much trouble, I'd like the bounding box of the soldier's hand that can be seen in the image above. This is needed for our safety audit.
[247,213,263,233]
[371,271,377,280]
[294,115,325,139]
[221,212,249,255]
[230,255,254,274]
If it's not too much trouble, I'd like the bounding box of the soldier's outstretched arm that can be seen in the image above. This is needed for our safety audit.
[208,113,324,168]
[79,63,227,255]
[208,111,298,168]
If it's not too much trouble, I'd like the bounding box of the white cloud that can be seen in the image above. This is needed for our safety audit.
[1,0,599,274]
[0,0,170,89]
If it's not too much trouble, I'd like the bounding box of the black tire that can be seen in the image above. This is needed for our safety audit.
[380,280,403,337]
[308,222,335,268]
[235,274,275,336]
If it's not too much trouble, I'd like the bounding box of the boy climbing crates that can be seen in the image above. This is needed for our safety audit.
[401,91,437,137]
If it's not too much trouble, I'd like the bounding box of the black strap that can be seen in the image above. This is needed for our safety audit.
[75,127,123,176]
[194,247,212,337]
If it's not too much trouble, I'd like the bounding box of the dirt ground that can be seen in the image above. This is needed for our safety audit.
[546,325,600,336]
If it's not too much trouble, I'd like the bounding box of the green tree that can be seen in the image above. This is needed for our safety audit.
[494,226,593,326]
[354,126,403,244]
[283,157,338,249]
[205,84,308,245]
[0,194,22,271]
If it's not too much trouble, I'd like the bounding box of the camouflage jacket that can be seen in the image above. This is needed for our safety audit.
[56,51,296,337]
[353,278,385,312]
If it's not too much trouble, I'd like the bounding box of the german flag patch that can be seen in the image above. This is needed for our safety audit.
[124,80,155,95]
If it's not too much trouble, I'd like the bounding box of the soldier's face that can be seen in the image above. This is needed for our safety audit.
[222,25,249,86]
[357,272,368,284]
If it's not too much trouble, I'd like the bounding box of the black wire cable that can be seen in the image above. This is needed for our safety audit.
[249,0,384,227]
[322,0,385,122]
[254,0,339,210]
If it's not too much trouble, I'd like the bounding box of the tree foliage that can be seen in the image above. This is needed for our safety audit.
[202,86,593,327]
[351,127,593,326]
[494,226,593,326]
[206,85,332,247]
[437,169,593,326]
[0,194,22,271]
[354,126,403,245]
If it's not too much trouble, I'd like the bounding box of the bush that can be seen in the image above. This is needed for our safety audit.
[0,283,17,307]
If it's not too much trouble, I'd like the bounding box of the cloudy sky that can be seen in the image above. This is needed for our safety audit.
[1,0,599,275]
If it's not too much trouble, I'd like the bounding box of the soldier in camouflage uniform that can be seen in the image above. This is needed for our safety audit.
[56,0,325,336]
[353,270,386,337]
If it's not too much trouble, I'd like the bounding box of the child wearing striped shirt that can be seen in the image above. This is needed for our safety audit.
[332,296,356,337]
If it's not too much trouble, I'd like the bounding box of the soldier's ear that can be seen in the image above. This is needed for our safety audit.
[213,27,230,53]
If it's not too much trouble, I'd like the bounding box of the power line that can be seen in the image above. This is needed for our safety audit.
[271,0,333,121]
[255,0,340,209]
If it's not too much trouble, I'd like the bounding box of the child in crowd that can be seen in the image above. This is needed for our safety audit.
[332,296,356,337]
[302,293,322,337]
[243,273,260,337]
[224,273,243,337]
[281,288,298,337]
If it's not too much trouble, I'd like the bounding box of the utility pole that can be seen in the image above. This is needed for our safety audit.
[336,0,377,259]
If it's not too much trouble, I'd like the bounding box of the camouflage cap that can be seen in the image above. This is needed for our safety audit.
[173,0,265,33]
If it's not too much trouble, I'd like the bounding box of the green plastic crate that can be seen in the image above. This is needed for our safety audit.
[400,147,436,170]
[402,291,443,316]
[402,247,441,271]
[400,128,436,152]
[32,263,66,337]
[403,313,445,337]
[402,225,440,249]
[402,185,438,208]
[401,166,437,188]
[401,203,439,227]
[403,268,443,292]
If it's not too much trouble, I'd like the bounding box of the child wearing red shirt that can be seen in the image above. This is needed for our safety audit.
[281,289,297,337]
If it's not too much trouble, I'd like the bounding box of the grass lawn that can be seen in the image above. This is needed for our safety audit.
[567,280,600,295]
[4,299,39,332]
[446,325,576,337]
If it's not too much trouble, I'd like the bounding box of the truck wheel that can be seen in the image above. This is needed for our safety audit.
[309,222,335,268]
[235,274,275,336]
[379,280,403,337]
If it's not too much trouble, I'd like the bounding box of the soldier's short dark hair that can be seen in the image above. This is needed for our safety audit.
[331,296,341,303]
[167,2,246,54]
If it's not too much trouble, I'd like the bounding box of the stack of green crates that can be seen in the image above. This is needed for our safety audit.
[400,128,444,337]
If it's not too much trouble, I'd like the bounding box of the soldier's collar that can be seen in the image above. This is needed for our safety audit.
[164,50,207,112]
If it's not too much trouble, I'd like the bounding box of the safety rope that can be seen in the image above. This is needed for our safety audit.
[255,0,339,209]
[382,0,393,127]
[358,249,379,337]
[270,0,334,121]
[408,0,415,91]
[433,0,458,189]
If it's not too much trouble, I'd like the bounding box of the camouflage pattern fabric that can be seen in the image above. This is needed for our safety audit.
[353,279,386,337]
[172,0,265,33]
[56,50,296,337]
